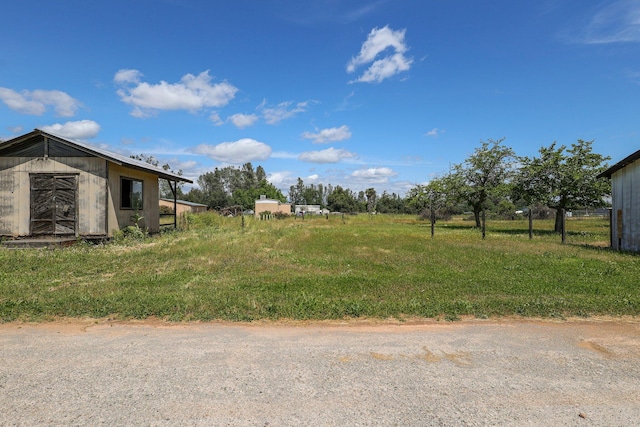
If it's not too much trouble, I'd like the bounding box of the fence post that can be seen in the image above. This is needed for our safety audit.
[528,207,533,240]
[481,209,486,240]
[561,208,566,244]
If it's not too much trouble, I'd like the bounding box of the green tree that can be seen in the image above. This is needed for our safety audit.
[289,178,330,208]
[256,165,267,182]
[327,186,358,213]
[513,140,610,233]
[289,178,306,205]
[376,191,406,214]
[195,169,230,209]
[365,188,377,213]
[232,179,286,210]
[406,174,456,223]
[453,138,516,227]
[240,162,257,190]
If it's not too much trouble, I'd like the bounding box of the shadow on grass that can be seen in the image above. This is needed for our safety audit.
[434,223,559,237]
[570,243,640,256]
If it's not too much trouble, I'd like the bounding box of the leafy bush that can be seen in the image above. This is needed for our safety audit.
[113,225,146,243]
[274,212,290,220]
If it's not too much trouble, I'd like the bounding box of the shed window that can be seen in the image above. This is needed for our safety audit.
[121,178,143,210]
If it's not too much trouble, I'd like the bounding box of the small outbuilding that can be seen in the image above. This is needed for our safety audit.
[159,198,208,215]
[0,129,192,239]
[254,195,291,217]
[598,148,640,251]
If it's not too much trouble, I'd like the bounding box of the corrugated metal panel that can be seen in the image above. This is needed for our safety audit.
[611,161,640,252]
[0,135,45,157]
[48,139,93,157]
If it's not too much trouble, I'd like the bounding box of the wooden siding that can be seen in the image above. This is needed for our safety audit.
[610,159,640,251]
[0,157,107,237]
[107,163,160,235]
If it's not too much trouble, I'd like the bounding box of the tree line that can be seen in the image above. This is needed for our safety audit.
[405,138,610,233]
[148,138,611,233]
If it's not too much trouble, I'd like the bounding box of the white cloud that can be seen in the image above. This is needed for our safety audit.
[347,26,413,83]
[351,167,398,184]
[115,70,238,117]
[425,128,445,137]
[301,125,352,144]
[574,0,640,44]
[228,113,259,128]
[298,147,357,163]
[0,88,81,117]
[267,171,292,188]
[260,100,313,124]
[41,120,101,140]
[209,112,224,126]
[114,69,143,84]
[560,0,640,44]
[271,151,299,159]
[191,138,272,164]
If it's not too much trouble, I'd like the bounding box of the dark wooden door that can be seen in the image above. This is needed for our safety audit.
[30,174,78,236]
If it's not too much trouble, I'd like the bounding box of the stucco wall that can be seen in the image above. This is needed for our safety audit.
[254,200,291,217]
[107,163,160,235]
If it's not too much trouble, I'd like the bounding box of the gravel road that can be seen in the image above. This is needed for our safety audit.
[1,318,639,426]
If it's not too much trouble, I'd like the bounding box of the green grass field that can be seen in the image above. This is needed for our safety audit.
[1,213,638,322]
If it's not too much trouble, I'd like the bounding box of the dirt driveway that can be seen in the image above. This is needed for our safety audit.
[1,318,639,426]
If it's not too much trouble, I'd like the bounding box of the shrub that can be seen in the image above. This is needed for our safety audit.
[274,212,290,220]
[113,225,146,243]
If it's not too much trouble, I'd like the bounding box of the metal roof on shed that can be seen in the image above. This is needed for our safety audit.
[0,129,192,183]
[160,198,208,207]
[598,148,640,179]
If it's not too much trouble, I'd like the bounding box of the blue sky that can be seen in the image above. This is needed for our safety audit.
[2,0,640,196]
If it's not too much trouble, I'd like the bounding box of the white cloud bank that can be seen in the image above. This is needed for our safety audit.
[347,26,413,83]
[191,138,272,164]
[301,125,352,144]
[114,69,238,118]
[0,88,81,116]
[351,167,398,184]
[41,120,101,140]
[298,147,357,163]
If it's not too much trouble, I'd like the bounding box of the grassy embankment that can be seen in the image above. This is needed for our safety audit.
[1,213,638,322]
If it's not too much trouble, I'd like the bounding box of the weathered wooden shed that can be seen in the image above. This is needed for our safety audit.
[598,149,640,252]
[0,129,192,239]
